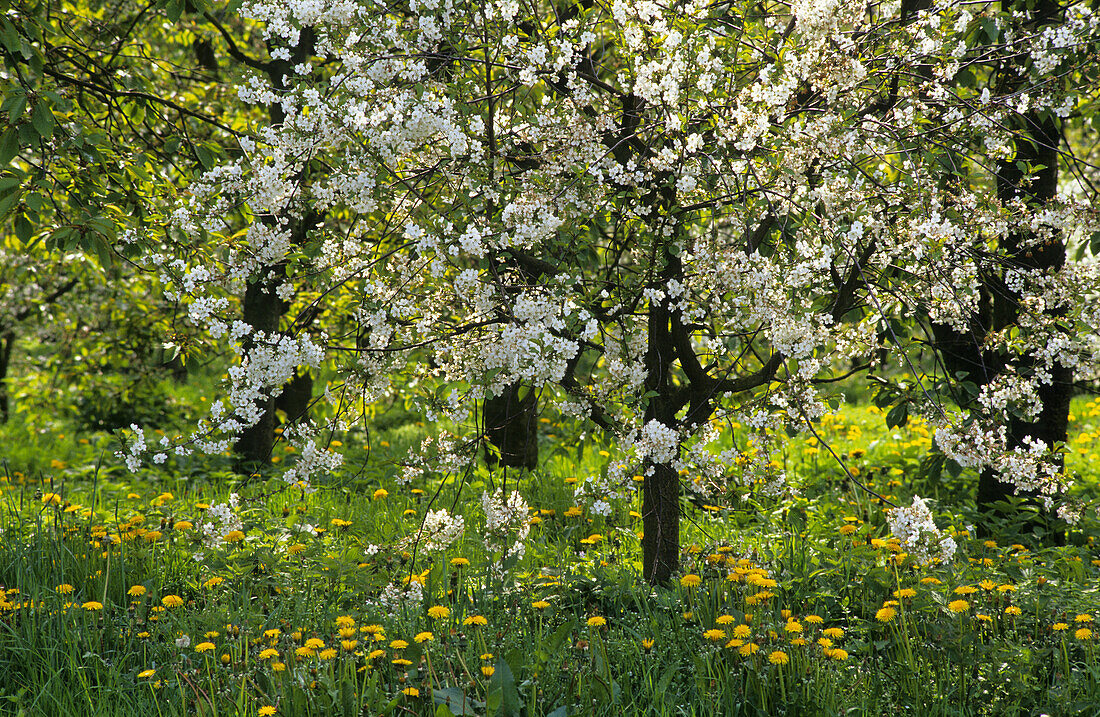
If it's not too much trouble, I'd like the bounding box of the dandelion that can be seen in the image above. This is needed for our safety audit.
[128,585,147,597]
[532,600,550,609]
[641,639,654,652]
[138,669,156,678]
[174,521,193,530]
[342,640,358,651]
[703,629,726,642]
[195,642,215,653]
[481,665,495,677]
[948,600,970,613]
[920,577,942,585]
[1005,606,1022,616]
[893,588,916,599]
[1075,614,1094,623]
[287,543,306,555]
[716,614,735,625]
[55,584,74,594]
[587,616,606,628]
[768,650,789,665]
[319,648,337,660]
[953,586,977,595]
[1053,623,1069,632]
[733,625,751,639]
[450,557,470,567]
[260,649,279,659]
[272,662,286,672]
[785,621,803,633]
[161,595,184,608]
[680,574,702,588]
[305,638,325,650]
[839,524,857,535]
[428,605,450,619]
[367,649,385,660]
[295,647,316,658]
[259,708,276,716]
[738,643,760,657]
[414,632,433,643]
[829,648,849,661]
[331,518,351,528]
[1076,628,1093,640]
[875,607,897,622]
[402,687,420,697]
[391,639,409,649]
[805,615,823,624]
[823,627,844,639]
[202,577,224,589]
[373,489,388,500]
[463,615,488,626]
[82,601,103,611]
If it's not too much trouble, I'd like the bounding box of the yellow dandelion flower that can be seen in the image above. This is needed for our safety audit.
[161,595,184,608]
[414,632,433,643]
[287,543,306,555]
[82,601,103,611]
[373,489,388,500]
[342,640,358,651]
[481,665,495,677]
[875,607,897,622]
[450,557,470,567]
[304,638,325,650]
[920,577,942,585]
[128,585,147,597]
[829,648,849,661]
[272,662,286,672]
[336,615,355,628]
[532,600,550,609]
[586,616,606,628]
[390,639,409,649]
[319,648,337,660]
[56,584,74,594]
[823,627,844,638]
[716,614,735,625]
[402,687,420,697]
[738,643,759,657]
[295,647,315,658]
[953,586,977,595]
[893,588,916,599]
[195,642,215,653]
[703,629,726,642]
[1076,628,1093,640]
[680,574,702,588]
[138,669,156,679]
[1053,623,1069,632]
[839,524,857,535]
[768,650,789,665]
[222,530,245,543]
[733,624,751,638]
[463,615,488,626]
[174,521,193,531]
[260,649,279,659]
[641,638,654,651]
[202,577,224,589]
[258,708,276,716]
[428,605,450,619]
[1075,614,1094,623]
[948,600,970,613]
[805,614,823,624]
[1005,606,1022,616]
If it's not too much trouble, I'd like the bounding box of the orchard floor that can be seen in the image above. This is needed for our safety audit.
[1,398,1099,716]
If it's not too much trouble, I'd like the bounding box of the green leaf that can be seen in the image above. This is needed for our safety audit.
[0,185,21,219]
[432,687,482,716]
[0,128,18,165]
[885,402,908,429]
[4,94,26,123]
[32,101,54,138]
[488,657,521,717]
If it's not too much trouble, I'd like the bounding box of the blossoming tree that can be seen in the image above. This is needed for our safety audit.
[140,0,1100,581]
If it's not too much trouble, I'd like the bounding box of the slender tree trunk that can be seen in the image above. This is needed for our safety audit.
[233,275,286,472]
[642,246,680,584]
[0,330,14,422]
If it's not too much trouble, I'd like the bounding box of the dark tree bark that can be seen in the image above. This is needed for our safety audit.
[0,330,14,423]
[483,383,539,470]
[233,273,287,472]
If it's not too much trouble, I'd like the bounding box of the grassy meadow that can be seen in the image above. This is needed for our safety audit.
[1,382,1099,717]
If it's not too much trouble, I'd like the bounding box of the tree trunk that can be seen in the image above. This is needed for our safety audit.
[0,330,14,423]
[483,382,539,470]
[233,275,286,472]
[641,246,680,584]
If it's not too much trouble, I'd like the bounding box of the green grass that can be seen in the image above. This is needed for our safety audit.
[0,394,1098,716]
